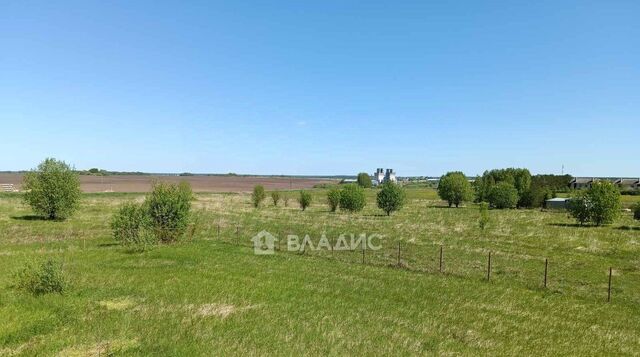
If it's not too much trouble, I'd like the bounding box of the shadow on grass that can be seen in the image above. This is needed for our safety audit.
[616,226,640,231]
[548,223,593,228]
[10,215,51,221]
[97,242,120,248]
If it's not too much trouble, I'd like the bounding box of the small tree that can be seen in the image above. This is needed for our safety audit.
[588,181,621,226]
[22,158,82,220]
[271,191,281,206]
[252,185,266,208]
[111,202,155,249]
[376,182,406,216]
[478,202,490,231]
[488,182,518,209]
[339,184,366,212]
[357,172,372,188]
[567,192,591,225]
[437,171,473,207]
[299,191,312,211]
[146,181,193,242]
[327,188,341,212]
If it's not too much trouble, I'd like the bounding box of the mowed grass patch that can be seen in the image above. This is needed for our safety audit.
[1,190,639,355]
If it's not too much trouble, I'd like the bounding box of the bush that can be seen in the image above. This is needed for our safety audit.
[146,181,193,242]
[111,202,156,249]
[357,172,372,188]
[478,202,490,231]
[339,184,366,212]
[271,191,281,206]
[634,203,640,221]
[327,188,341,212]
[376,182,406,216]
[488,182,519,209]
[14,259,67,295]
[437,172,472,207]
[252,185,266,208]
[567,182,621,226]
[22,158,82,220]
[298,191,312,211]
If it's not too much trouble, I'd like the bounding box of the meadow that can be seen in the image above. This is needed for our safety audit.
[1,188,639,355]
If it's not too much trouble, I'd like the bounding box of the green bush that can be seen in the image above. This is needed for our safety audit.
[568,182,621,226]
[111,202,156,249]
[298,191,312,211]
[357,172,372,188]
[376,182,406,216]
[488,182,519,209]
[14,259,68,295]
[271,191,281,206]
[339,184,366,212]
[22,158,82,220]
[146,181,193,242]
[437,171,472,207]
[252,185,266,208]
[634,203,640,221]
[327,187,341,212]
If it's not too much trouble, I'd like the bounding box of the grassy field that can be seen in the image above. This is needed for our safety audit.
[1,188,640,355]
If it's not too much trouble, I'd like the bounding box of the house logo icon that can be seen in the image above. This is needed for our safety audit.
[251,230,277,255]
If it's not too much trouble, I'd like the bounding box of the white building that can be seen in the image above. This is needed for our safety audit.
[373,168,397,186]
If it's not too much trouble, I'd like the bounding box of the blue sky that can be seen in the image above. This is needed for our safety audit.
[1,1,638,176]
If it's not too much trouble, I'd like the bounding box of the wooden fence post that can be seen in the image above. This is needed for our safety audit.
[439,246,443,273]
[217,224,220,240]
[487,251,492,281]
[607,267,612,303]
[362,248,365,265]
[397,241,401,267]
[544,259,548,288]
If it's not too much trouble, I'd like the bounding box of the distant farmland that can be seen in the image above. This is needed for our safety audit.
[0,173,334,193]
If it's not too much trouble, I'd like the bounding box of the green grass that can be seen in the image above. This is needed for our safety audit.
[1,189,639,355]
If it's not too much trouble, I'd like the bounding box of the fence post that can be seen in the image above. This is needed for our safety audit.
[487,251,491,281]
[397,241,401,267]
[235,226,239,245]
[439,246,443,273]
[217,224,220,240]
[544,258,548,288]
[362,248,365,265]
[607,267,612,303]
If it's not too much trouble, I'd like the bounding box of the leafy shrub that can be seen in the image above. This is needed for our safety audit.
[14,259,67,295]
[327,187,341,212]
[437,171,472,207]
[339,184,366,212]
[488,182,519,209]
[568,182,621,226]
[376,182,406,216]
[478,202,490,231]
[271,191,281,206]
[22,158,82,220]
[634,203,640,221]
[252,185,266,208]
[298,191,312,211]
[146,181,193,242]
[111,202,156,249]
[357,172,372,188]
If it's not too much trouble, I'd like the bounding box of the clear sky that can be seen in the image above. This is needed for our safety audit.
[1,1,638,177]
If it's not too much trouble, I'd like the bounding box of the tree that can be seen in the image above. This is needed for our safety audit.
[567,182,621,226]
[357,172,372,188]
[327,188,341,212]
[252,185,266,208]
[271,191,281,206]
[587,181,621,226]
[339,184,366,212]
[488,182,519,209]
[376,181,406,216]
[474,168,531,207]
[22,158,82,220]
[146,181,193,242]
[298,191,312,211]
[437,172,472,207]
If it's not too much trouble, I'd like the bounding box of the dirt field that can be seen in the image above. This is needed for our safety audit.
[0,173,334,193]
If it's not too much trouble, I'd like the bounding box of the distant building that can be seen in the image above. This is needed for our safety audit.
[373,168,397,186]
[568,178,596,190]
[546,197,571,210]
[614,178,640,190]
